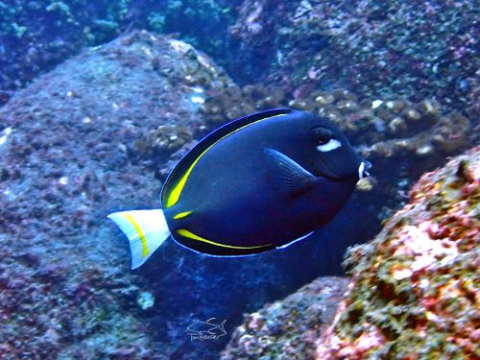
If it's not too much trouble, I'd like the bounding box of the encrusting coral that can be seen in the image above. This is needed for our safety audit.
[201,85,473,162]
[316,146,479,359]
[136,124,193,156]
[227,0,479,118]
[221,277,349,360]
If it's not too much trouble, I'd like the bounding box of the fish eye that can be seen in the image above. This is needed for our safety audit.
[314,128,342,152]
[314,129,332,145]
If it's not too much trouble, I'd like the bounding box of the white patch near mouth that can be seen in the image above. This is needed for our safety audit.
[359,161,365,179]
[358,161,372,179]
[316,139,342,152]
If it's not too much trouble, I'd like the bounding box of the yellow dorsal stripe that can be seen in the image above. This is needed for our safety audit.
[173,211,193,220]
[166,154,204,208]
[177,229,272,250]
[165,114,286,208]
[124,214,149,258]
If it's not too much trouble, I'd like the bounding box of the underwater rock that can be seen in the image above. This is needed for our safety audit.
[221,277,349,359]
[137,124,193,157]
[0,30,234,358]
[0,0,237,105]
[228,0,479,116]
[316,147,479,359]
[203,84,474,162]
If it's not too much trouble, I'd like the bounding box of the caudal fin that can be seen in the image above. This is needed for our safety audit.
[107,209,170,269]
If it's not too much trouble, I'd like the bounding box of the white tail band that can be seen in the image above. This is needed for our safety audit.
[108,209,170,269]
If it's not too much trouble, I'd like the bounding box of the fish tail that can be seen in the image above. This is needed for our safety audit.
[107,209,170,269]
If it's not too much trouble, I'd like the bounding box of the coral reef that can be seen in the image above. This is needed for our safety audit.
[145,0,239,58]
[316,147,479,359]
[221,277,348,359]
[228,0,479,117]
[0,0,130,103]
[0,3,477,356]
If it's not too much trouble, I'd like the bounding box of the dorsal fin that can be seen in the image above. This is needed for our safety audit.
[161,108,293,208]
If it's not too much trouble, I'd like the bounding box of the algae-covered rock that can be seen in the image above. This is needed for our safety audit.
[0,0,236,106]
[0,30,234,359]
[228,0,479,117]
[221,277,349,360]
[316,147,479,359]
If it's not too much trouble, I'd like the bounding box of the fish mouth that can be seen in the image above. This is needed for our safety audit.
[359,160,372,179]
[312,159,371,180]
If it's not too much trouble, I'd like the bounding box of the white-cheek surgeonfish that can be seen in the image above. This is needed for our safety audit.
[108,108,371,269]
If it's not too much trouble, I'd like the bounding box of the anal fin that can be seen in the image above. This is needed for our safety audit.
[277,231,314,249]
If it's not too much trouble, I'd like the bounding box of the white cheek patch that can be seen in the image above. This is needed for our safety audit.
[316,139,342,152]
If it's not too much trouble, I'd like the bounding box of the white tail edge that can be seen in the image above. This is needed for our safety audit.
[107,209,170,269]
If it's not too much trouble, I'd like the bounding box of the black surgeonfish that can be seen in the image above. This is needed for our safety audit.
[108,108,371,268]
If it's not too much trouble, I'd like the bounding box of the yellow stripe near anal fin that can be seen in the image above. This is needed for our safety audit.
[177,229,272,250]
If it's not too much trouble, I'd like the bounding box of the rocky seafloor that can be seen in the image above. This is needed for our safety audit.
[221,277,350,359]
[2,0,478,120]
[0,30,247,359]
[0,1,478,358]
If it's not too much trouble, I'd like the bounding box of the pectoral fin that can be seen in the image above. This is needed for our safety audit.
[263,148,316,196]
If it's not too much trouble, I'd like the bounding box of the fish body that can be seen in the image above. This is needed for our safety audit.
[108,108,370,268]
